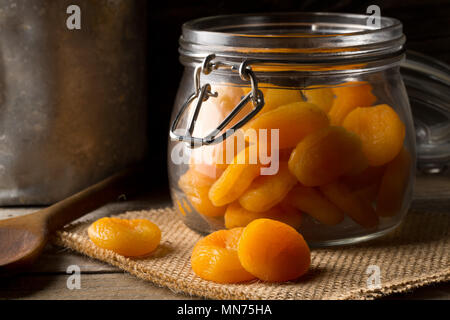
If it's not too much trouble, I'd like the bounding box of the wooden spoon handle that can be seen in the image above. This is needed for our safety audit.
[40,165,147,232]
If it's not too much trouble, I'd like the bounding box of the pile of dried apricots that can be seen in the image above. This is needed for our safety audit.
[191,219,310,283]
[179,81,412,229]
[88,216,311,283]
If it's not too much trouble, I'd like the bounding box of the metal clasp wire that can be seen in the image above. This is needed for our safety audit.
[169,54,265,148]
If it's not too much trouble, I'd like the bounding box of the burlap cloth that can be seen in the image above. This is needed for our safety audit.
[52,207,449,300]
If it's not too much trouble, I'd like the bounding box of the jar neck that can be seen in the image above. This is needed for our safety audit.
[179,12,405,75]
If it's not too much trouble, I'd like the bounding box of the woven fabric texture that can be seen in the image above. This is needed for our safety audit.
[52,208,449,300]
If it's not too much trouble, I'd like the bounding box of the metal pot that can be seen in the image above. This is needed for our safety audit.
[0,0,148,205]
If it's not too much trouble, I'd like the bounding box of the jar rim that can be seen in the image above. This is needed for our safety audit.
[180,12,405,64]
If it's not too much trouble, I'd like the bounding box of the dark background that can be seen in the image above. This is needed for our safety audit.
[147,0,450,192]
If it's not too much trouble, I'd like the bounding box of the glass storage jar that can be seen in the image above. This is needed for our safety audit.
[168,12,417,246]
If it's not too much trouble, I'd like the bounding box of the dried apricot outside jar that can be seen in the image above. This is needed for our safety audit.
[168,12,416,246]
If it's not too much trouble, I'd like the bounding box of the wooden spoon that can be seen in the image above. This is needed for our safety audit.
[0,166,146,270]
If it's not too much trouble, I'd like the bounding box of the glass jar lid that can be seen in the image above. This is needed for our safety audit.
[402,51,450,172]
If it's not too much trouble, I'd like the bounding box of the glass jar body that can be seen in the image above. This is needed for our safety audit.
[168,62,416,246]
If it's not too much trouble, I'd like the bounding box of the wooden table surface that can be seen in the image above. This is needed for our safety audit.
[0,173,449,300]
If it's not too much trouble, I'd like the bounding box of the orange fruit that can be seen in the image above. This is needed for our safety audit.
[191,228,256,283]
[301,86,335,113]
[328,81,376,125]
[376,147,412,217]
[178,168,226,217]
[320,181,379,228]
[238,219,310,282]
[288,126,367,186]
[243,102,329,149]
[239,162,297,212]
[342,104,406,166]
[286,185,345,225]
[88,217,161,257]
[224,201,302,229]
[208,145,262,206]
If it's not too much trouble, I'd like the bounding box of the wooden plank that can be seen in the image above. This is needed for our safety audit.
[31,245,119,274]
[414,173,450,201]
[0,272,199,300]
[0,190,172,220]
[1,270,448,300]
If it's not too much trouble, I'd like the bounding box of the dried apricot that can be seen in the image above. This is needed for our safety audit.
[243,102,329,149]
[288,126,367,186]
[88,217,161,257]
[286,185,344,225]
[353,183,380,205]
[376,147,412,217]
[343,104,405,166]
[320,181,379,228]
[238,219,310,282]
[341,165,386,204]
[213,130,250,170]
[189,134,248,179]
[208,145,262,206]
[342,165,386,191]
[179,168,226,217]
[239,162,297,212]
[191,228,256,283]
[328,81,376,125]
[243,86,302,115]
[301,86,335,113]
[188,161,225,180]
[224,201,302,229]
[260,87,302,113]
